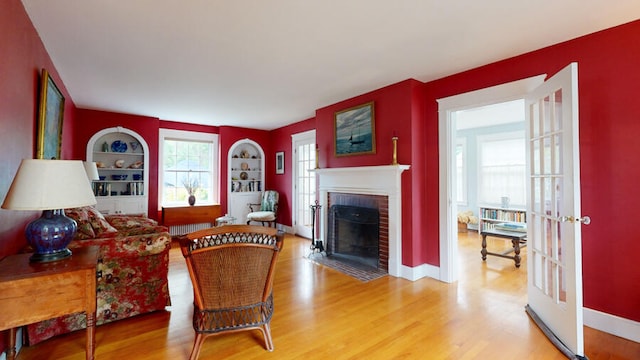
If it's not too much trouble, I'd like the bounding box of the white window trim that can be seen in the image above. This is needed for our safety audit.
[456,137,468,206]
[158,129,219,209]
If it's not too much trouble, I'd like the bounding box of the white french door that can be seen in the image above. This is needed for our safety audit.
[291,130,316,239]
[525,62,589,358]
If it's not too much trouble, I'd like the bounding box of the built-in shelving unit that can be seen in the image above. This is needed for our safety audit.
[227,139,265,223]
[86,127,149,215]
[478,205,526,232]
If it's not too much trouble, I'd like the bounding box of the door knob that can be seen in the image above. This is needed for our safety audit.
[559,215,591,225]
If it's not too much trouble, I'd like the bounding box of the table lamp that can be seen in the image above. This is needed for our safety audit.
[1,159,97,262]
[83,161,100,181]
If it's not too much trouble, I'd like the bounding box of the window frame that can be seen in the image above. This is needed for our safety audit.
[158,129,219,209]
[455,137,468,206]
[477,130,526,208]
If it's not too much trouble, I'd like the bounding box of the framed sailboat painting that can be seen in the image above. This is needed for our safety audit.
[334,101,376,157]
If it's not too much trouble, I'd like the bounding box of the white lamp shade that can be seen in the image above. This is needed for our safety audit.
[83,161,100,181]
[1,159,97,210]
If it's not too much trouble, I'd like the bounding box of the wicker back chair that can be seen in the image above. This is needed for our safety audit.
[179,225,285,359]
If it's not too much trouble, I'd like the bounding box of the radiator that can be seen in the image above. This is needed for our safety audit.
[168,222,213,236]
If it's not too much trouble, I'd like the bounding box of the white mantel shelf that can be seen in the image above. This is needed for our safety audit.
[313,164,410,279]
[312,164,410,174]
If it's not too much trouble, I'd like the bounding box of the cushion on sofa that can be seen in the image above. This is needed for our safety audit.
[86,206,119,237]
[65,207,96,240]
[105,214,168,236]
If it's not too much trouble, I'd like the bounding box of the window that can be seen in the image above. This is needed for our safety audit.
[159,129,218,207]
[456,138,467,205]
[478,131,525,207]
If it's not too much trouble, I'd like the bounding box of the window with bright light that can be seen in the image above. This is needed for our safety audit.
[456,138,467,205]
[478,131,525,207]
[158,129,218,207]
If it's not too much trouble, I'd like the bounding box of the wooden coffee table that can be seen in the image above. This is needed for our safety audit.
[480,228,527,268]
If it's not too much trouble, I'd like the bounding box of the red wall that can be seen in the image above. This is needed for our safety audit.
[0,0,77,257]
[314,79,424,266]
[268,118,316,227]
[421,20,640,321]
[0,0,78,352]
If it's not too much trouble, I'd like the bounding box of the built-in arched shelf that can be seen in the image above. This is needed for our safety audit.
[86,126,149,215]
[227,139,265,222]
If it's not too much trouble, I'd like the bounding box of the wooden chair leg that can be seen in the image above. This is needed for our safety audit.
[261,323,274,351]
[190,333,206,360]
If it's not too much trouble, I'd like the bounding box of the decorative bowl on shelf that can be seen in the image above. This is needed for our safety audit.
[98,176,106,181]
[114,159,125,168]
[111,140,128,153]
[111,174,128,181]
[132,174,142,180]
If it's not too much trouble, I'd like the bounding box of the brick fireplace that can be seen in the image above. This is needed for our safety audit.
[313,165,409,278]
[327,193,388,272]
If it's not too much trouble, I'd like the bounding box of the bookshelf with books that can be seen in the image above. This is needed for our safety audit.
[479,206,527,232]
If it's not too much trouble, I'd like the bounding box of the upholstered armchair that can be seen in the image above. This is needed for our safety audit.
[246,190,279,228]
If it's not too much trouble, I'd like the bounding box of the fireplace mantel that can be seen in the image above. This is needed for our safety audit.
[313,165,409,278]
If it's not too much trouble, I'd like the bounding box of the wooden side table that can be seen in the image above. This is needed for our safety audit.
[0,246,99,360]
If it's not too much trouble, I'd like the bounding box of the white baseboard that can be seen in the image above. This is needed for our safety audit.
[584,307,640,343]
[276,223,293,234]
[399,263,440,281]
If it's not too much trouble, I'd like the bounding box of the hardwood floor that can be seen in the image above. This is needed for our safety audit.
[16,231,640,359]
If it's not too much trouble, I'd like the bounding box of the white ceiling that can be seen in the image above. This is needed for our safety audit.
[21,1,640,130]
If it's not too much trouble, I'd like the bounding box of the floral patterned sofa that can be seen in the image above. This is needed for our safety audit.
[26,206,172,345]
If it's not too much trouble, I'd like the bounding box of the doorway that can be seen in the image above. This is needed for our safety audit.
[454,100,527,281]
[437,75,546,283]
[291,130,316,239]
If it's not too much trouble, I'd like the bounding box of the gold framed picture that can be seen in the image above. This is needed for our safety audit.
[334,101,375,157]
[36,68,65,159]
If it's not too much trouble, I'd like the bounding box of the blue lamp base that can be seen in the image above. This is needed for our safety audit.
[25,209,77,262]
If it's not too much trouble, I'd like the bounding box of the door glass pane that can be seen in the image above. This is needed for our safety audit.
[545,258,554,297]
[533,177,542,214]
[543,95,552,135]
[543,136,552,174]
[554,89,563,132]
[532,213,542,251]
[553,134,562,175]
[558,262,567,303]
[543,177,552,216]
[532,139,540,175]
[531,102,540,138]
[543,217,552,256]
[534,252,543,290]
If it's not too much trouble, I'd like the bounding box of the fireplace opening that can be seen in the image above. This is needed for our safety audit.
[328,205,379,269]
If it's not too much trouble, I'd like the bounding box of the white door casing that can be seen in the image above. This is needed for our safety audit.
[437,75,546,283]
[291,130,316,239]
